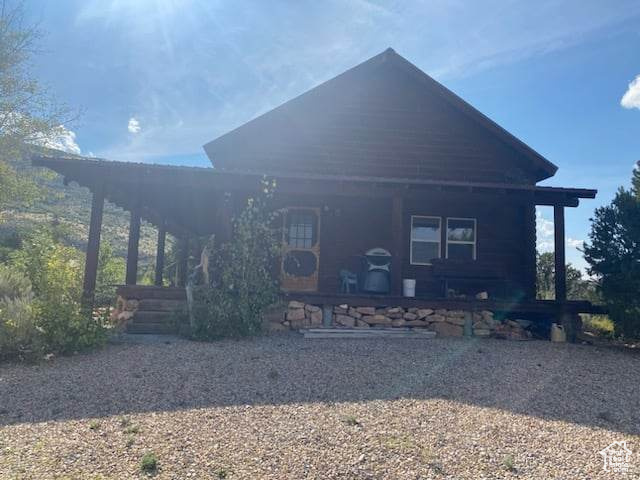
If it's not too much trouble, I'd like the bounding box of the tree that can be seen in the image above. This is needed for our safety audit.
[188,180,280,339]
[584,167,640,338]
[536,251,596,301]
[0,1,72,211]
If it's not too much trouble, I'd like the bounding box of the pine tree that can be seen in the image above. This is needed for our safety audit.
[584,168,640,338]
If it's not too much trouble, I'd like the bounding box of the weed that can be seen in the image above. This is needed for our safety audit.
[125,435,135,448]
[342,415,361,426]
[140,452,158,473]
[214,467,229,479]
[503,454,516,472]
[125,424,140,435]
[88,420,101,431]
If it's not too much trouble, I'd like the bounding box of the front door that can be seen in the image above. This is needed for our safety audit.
[281,207,321,291]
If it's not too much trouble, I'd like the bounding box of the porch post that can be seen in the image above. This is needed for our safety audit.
[176,236,189,287]
[217,192,233,244]
[125,205,141,285]
[82,185,105,307]
[154,222,166,286]
[391,195,404,295]
[553,205,566,302]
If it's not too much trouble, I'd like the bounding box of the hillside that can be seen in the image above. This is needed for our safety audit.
[0,155,158,270]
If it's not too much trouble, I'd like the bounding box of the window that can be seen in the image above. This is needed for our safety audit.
[410,216,441,265]
[286,210,316,249]
[446,218,476,261]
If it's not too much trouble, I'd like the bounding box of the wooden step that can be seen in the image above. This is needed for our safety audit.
[302,328,436,339]
[132,311,176,323]
[125,322,178,334]
[138,299,186,312]
[116,285,187,300]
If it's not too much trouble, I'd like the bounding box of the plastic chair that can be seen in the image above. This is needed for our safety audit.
[340,269,358,294]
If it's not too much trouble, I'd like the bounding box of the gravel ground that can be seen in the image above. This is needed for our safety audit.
[1,333,639,479]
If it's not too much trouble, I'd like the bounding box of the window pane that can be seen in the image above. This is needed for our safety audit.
[448,243,474,261]
[412,217,440,242]
[411,241,440,264]
[448,219,475,242]
[287,212,315,248]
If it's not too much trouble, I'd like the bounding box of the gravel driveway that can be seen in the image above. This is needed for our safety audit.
[1,333,639,479]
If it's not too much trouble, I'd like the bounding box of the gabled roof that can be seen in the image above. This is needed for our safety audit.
[204,48,558,183]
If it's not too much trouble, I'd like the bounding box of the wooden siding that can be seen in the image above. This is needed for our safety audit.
[273,191,535,299]
[205,50,550,184]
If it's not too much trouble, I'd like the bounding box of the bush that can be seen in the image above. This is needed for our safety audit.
[0,264,42,361]
[585,183,640,339]
[3,228,107,359]
[140,452,158,473]
[188,181,280,340]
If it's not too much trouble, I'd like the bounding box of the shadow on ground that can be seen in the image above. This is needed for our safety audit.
[1,333,638,435]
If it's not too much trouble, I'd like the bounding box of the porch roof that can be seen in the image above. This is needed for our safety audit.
[32,153,597,221]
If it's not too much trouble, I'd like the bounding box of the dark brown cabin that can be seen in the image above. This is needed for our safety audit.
[33,48,600,338]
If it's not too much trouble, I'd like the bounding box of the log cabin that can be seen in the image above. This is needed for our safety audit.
[33,48,601,339]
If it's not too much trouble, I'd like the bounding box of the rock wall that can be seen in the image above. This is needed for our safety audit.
[281,301,532,339]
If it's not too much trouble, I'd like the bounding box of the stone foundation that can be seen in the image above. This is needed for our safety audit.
[281,301,532,339]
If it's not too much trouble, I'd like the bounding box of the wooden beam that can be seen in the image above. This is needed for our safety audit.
[82,185,105,307]
[154,223,166,286]
[391,196,404,295]
[126,205,141,285]
[554,205,566,302]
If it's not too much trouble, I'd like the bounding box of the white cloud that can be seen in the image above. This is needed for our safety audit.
[36,125,81,155]
[537,209,585,254]
[536,209,554,253]
[567,237,584,249]
[621,75,640,110]
[127,117,141,133]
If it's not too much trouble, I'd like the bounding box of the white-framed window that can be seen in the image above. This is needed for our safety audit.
[446,217,476,261]
[410,216,441,265]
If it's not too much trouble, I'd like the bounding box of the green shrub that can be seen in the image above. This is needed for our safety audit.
[5,228,106,358]
[140,452,158,473]
[585,184,640,339]
[0,264,42,361]
[188,180,280,340]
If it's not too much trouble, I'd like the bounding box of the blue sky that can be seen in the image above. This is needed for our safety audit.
[27,0,640,271]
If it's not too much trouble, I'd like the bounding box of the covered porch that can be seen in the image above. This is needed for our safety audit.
[33,154,600,337]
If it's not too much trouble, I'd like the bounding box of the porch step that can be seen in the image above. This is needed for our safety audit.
[301,328,436,339]
[137,298,186,312]
[125,311,178,334]
[125,321,178,335]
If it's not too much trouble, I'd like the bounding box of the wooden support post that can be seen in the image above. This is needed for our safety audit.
[176,236,189,287]
[391,196,404,295]
[553,205,566,302]
[82,185,105,307]
[125,206,141,285]
[217,192,233,244]
[154,223,166,286]
[523,203,537,300]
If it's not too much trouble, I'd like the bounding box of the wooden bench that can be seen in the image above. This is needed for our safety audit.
[430,259,507,298]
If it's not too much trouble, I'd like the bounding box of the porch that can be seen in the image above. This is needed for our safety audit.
[32,153,600,339]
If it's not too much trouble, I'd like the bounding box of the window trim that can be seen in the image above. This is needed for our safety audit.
[445,217,477,260]
[410,215,442,266]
